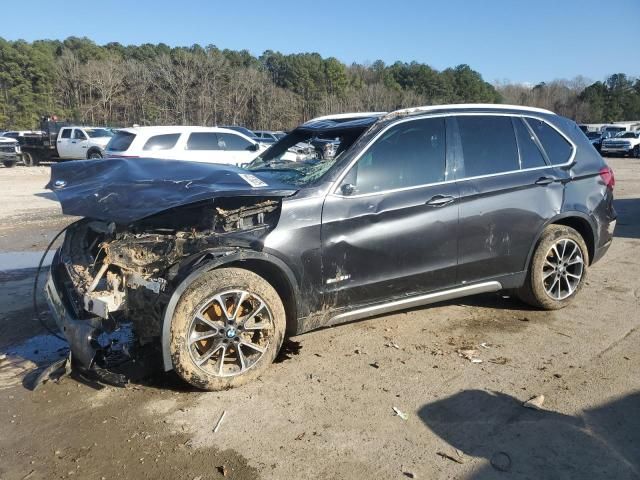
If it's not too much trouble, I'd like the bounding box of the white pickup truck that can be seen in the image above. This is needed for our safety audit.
[19,125,114,166]
[600,131,640,158]
[55,126,114,159]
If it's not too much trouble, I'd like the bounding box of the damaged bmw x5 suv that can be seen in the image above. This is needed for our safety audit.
[45,104,616,390]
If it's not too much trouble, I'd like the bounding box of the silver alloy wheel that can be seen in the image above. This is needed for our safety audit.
[542,239,584,300]
[187,289,274,377]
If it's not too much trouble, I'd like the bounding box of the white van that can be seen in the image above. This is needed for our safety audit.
[105,126,266,165]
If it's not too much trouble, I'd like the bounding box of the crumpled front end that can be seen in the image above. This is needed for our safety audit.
[45,198,282,369]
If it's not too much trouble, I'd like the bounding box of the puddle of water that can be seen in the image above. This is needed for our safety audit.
[0,324,135,390]
[0,333,68,390]
[0,251,54,271]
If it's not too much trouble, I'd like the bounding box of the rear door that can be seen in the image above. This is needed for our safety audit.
[321,116,459,307]
[56,128,73,158]
[453,114,570,283]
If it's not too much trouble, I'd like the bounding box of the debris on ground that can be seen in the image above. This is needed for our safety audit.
[479,342,491,349]
[457,349,483,363]
[370,362,380,369]
[402,469,417,478]
[392,407,409,420]
[490,451,512,472]
[436,448,466,464]
[523,394,545,410]
[213,411,226,433]
[217,465,228,476]
[488,357,509,365]
[28,353,72,390]
[385,342,400,349]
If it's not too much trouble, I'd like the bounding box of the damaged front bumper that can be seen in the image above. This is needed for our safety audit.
[45,259,104,368]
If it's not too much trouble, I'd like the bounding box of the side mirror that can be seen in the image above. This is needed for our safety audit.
[249,143,260,151]
[340,183,356,196]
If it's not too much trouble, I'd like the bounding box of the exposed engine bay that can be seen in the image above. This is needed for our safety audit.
[51,197,282,368]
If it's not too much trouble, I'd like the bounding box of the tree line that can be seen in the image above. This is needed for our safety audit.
[1,36,639,131]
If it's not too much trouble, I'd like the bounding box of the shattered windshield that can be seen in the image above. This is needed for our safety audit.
[246,125,371,186]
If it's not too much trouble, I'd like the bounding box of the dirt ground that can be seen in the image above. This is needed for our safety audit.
[0,158,638,480]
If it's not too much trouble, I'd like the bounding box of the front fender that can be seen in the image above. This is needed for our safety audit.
[160,248,300,371]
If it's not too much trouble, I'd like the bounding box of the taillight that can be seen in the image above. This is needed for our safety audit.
[599,166,615,190]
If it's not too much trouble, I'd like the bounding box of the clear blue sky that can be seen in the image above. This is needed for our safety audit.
[3,0,638,84]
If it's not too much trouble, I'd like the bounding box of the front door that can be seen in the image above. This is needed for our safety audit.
[321,116,459,308]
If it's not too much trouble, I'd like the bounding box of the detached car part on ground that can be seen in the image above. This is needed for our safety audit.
[45,104,616,390]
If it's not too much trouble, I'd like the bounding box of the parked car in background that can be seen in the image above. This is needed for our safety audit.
[45,104,616,391]
[253,130,286,144]
[586,131,604,152]
[0,136,21,167]
[218,126,262,142]
[105,126,266,165]
[600,131,640,157]
[16,119,113,166]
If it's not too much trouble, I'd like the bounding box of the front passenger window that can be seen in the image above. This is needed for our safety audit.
[343,117,446,195]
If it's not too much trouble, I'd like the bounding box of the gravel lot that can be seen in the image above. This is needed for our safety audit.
[0,158,638,480]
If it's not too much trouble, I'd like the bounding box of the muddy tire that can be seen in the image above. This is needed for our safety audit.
[517,225,589,310]
[170,267,286,391]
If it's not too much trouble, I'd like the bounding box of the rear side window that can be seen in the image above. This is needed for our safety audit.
[60,129,72,139]
[186,132,220,150]
[344,117,446,195]
[107,131,136,152]
[525,118,573,165]
[455,116,519,178]
[217,133,253,151]
[513,118,547,169]
[143,133,180,151]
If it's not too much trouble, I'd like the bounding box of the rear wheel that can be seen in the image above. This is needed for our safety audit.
[22,151,37,167]
[517,225,588,310]
[170,268,286,390]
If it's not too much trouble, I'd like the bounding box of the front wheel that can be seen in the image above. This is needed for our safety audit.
[2,160,16,168]
[517,225,589,310]
[170,268,286,391]
[633,146,640,158]
[87,150,103,159]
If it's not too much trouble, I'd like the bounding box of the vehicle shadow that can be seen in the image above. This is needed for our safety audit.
[613,198,640,239]
[419,389,640,479]
[33,191,58,201]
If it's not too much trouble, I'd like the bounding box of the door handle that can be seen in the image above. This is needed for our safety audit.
[425,194,456,207]
[71,141,77,144]
[535,176,556,186]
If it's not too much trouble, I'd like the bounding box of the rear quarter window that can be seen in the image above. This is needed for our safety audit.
[525,118,574,165]
[143,133,180,151]
[107,131,136,152]
[217,133,253,151]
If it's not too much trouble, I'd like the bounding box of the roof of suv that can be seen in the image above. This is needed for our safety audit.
[115,125,258,140]
[382,103,555,121]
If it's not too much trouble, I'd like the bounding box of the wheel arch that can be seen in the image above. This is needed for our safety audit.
[525,212,596,271]
[86,147,102,159]
[160,249,301,371]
